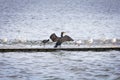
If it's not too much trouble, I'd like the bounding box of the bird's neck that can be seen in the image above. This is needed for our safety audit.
[61,33,64,37]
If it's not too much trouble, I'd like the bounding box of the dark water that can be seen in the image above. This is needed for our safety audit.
[0,51,120,80]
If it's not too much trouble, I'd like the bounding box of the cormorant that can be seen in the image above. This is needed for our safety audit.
[42,39,49,47]
[50,32,74,42]
[54,32,74,48]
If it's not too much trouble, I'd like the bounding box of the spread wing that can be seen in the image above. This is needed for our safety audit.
[62,35,74,41]
[50,33,59,42]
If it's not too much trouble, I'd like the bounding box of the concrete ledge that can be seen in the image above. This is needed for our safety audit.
[0,47,120,52]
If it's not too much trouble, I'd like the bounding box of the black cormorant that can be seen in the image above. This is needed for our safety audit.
[54,32,74,48]
[50,32,74,42]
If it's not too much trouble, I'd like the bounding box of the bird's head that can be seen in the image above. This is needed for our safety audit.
[61,32,65,34]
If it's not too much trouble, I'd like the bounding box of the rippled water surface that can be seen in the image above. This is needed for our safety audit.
[0,51,120,80]
[0,0,120,40]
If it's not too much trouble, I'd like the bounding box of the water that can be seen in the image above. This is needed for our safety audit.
[0,0,120,40]
[0,0,120,80]
[0,51,120,80]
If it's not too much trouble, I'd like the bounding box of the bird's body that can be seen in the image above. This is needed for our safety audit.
[54,32,74,48]
[54,38,63,48]
[50,32,74,42]
[54,32,65,48]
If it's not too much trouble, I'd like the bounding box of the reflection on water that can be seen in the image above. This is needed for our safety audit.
[0,51,120,80]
